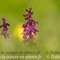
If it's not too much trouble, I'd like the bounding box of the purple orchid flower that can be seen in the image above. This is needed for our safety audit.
[0,18,11,40]
[22,8,39,45]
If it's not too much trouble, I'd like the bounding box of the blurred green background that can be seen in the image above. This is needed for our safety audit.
[0,0,60,60]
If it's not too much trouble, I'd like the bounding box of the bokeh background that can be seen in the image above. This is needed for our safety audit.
[0,0,60,60]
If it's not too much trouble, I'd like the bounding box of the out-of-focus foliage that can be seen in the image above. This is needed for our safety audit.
[0,0,60,60]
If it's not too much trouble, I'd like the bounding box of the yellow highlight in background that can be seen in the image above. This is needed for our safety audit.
[13,23,23,41]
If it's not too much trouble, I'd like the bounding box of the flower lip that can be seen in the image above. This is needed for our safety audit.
[2,17,6,22]
[22,24,27,28]
[28,18,32,20]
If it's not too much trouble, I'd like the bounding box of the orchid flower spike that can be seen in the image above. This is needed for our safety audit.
[22,8,39,45]
[0,18,11,41]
